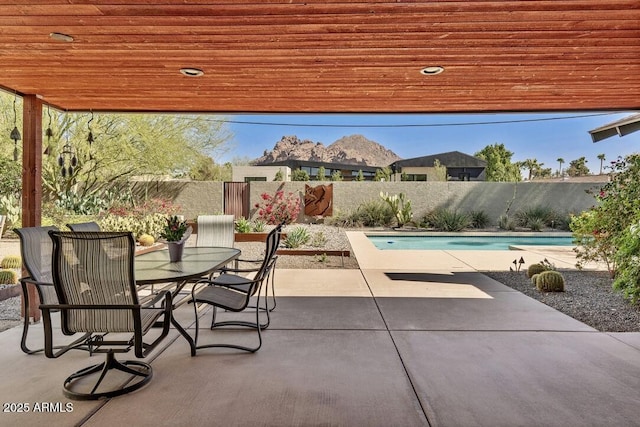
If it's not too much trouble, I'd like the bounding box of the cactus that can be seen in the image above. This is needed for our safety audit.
[535,271,565,292]
[138,234,155,247]
[0,255,21,269]
[380,192,413,228]
[531,273,540,285]
[0,270,18,284]
[527,263,547,278]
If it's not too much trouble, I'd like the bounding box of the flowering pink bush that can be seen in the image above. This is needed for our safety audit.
[254,191,301,225]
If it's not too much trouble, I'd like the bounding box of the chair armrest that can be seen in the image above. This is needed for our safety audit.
[19,276,53,287]
[140,290,172,308]
[220,266,261,274]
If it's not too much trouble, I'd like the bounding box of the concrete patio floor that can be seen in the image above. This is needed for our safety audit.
[0,233,639,426]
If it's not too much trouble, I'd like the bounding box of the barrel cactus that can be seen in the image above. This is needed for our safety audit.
[0,255,21,269]
[531,273,540,285]
[535,271,565,292]
[527,263,548,278]
[138,234,155,247]
[0,270,18,284]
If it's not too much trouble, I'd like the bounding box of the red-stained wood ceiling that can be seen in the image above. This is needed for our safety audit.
[0,0,638,113]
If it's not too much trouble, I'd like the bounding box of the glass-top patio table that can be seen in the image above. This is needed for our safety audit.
[135,246,241,356]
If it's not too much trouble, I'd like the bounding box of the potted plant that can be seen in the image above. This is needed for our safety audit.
[160,215,191,262]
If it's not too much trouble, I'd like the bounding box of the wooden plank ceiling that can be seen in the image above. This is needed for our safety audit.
[0,0,638,113]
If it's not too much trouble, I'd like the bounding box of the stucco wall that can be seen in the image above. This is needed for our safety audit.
[130,180,224,220]
[134,180,603,224]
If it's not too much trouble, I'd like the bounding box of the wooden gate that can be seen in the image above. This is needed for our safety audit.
[224,182,249,219]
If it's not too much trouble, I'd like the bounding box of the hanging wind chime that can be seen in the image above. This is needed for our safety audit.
[10,93,21,161]
[86,111,94,160]
[58,132,77,178]
[43,105,53,155]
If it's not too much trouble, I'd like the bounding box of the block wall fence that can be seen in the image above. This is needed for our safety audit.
[132,180,602,225]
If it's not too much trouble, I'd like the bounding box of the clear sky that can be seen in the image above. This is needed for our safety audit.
[220,112,640,175]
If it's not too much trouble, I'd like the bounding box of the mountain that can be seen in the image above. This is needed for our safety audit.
[253,134,401,167]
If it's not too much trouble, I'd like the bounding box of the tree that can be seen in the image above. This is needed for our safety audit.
[374,166,392,182]
[433,159,448,181]
[355,170,365,181]
[557,158,565,177]
[537,167,553,179]
[520,158,544,181]
[0,92,233,207]
[291,169,310,181]
[316,166,326,181]
[330,170,343,181]
[597,153,606,175]
[188,156,232,181]
[0,155,21,197]
[474,143,521,182]
[273,169,284,181]
[566,157,590,177]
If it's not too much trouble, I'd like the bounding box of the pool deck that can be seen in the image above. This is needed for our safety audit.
[0,232,637,426]
[347,231,596,272]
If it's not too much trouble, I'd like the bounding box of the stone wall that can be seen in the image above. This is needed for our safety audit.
[135,180,603,224]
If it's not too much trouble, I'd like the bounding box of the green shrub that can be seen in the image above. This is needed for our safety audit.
[497,214,516,231]
[528,217,545,232]
[0,255,21,269]
[310,231,327,248]
[252,220,266,232]
[99,213,167,240]
[0,270,18,284]
[326,209,360,228]
[328,200,394,228]
[469,210,490,229]
[613,221,640,302]
[283,226,311,248]
[426,208,471,232]
[515,205,556,229]
[535,270,565,292]
[235,217,252,233]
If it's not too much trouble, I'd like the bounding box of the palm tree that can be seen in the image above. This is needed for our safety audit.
[597,153,606,175]
[557,158,565,177]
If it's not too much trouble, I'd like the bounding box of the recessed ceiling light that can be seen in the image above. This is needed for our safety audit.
[180,68,204,77]
[49,32,74,42]
[420,66,445,76]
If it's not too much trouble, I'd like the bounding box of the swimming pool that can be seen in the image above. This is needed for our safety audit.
[367,235,575,250]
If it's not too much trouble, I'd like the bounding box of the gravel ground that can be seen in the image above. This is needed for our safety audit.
[485,270,640,332]
[235,223,359,270]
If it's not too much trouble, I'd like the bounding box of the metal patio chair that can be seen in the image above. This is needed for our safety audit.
[15,226,92,355]
[43,231,172,400]
[190,224,281,353]
[196,214,235,247]
[66,221,101,232]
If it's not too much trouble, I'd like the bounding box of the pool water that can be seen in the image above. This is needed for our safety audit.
[368,235,575,250]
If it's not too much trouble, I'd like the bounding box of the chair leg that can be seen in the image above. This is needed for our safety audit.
[210,289,270,330]
[196,299,263,353]
[63,351,153,401]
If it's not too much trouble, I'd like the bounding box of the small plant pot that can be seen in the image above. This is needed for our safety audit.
[167,242,185,262]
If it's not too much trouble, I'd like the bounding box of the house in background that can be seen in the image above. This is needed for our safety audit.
[389,151,487,181]
[256,160,379,181]
[234,151,487,182]
[232,165,291,182]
